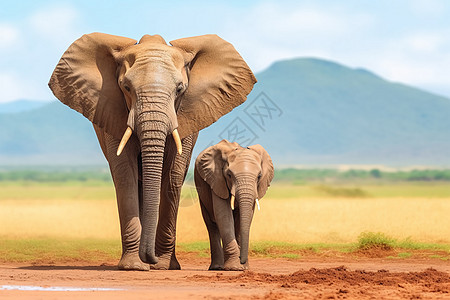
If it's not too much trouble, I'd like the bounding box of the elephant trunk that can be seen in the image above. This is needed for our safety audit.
[236,176,257,265]
[137,107,171,265]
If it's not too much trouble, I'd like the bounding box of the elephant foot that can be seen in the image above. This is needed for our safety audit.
[150,252,181,270]
[118,251,149,271]
[208,263,224,270]
[223,257,246,271]
[223,240,245,271]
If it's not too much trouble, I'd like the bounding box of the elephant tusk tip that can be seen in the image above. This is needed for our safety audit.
[117,127,133,156]
[255,198,260,211]
[172,128,182,155]
[230,194,235,210]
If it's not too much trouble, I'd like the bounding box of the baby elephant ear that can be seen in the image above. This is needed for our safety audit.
[195,140,235,199]
[249,144,274,199]
[170,35,257,139]
[48,32,137,140]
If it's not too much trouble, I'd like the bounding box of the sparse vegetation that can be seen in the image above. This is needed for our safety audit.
[1,172,450,263]
[357,232,395,250]
[397,252,412,258]
[1,167,450,183]
[274,168,450,183]
[0,239,121,263]
[429,254,449,261]
[1,237,449,263]
[0,168,112,182]
[314,185,369,197]
[177,241,210,252]
[279,253,300,259]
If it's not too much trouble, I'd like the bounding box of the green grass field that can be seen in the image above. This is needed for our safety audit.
[1,180,450,263]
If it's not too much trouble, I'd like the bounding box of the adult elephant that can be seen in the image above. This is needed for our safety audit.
[48,33,256,270]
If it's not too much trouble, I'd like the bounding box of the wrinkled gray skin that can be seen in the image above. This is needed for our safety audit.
[48,33,256,270]
[94,126,198,270]
[194,140,274,271]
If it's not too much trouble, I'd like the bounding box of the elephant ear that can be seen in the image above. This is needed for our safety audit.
[170,35,257,139]
[249,144,274,199]
[195,139,236,199]
[48,32,137,140]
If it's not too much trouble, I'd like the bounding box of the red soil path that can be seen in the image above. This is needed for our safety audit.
[1,254,449,299]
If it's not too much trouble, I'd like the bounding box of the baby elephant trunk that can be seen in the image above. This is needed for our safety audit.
[236,180,256,265]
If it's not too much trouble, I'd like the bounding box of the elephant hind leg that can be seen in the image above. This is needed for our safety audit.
[199,200,224,270]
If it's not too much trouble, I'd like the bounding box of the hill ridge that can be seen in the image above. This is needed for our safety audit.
[1,57,449,166]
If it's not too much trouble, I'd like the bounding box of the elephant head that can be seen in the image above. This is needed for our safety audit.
[196,139,274,264]
[48,33,256,264]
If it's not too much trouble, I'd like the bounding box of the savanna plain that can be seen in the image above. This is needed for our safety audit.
[1,169,450,299]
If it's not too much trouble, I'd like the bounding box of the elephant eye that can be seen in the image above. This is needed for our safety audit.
[176,83,184,95]
[124,85,131,92]
[258,173,262,180]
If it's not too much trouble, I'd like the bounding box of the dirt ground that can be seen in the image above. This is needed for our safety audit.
[1,253,450,300]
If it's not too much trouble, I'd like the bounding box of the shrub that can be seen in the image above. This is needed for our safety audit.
[357,232,395,250]
[314,185,369,197]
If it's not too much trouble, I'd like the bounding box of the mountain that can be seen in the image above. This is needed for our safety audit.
[194,58,450,166]
[0,101,105,165]
[0,57,449,166]
[0,100,51,114]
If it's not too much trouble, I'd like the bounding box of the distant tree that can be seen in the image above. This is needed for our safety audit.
[369,169,381,178]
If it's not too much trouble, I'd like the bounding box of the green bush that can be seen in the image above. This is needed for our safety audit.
[315,185,369,197]
[274,168,450,183]
[2,167,450,183]
[357,232,396,250]
[0,169,112,182]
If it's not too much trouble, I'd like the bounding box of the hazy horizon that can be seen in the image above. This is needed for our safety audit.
[1,0,450,103]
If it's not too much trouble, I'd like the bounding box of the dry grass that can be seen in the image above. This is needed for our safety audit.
[0,198,120,239]
[1,182,450,245]
[251,197,450,244]
[178,196,450,244]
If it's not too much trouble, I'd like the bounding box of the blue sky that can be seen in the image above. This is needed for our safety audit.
[1,0,450,103]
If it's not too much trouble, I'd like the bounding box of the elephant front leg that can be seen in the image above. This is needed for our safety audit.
[212,193,244,271]
[95,126,148,271]
[152,133,198,270]
[199,200,224,270]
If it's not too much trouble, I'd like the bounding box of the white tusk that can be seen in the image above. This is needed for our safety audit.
[255,198,260,211]
[117,127,133,156]
[230,194,235,210]
[172,128,182,155]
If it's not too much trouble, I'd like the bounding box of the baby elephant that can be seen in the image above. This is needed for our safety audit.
[194,139,274,270]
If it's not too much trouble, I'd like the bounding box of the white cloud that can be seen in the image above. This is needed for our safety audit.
[224,2,374,72]
[378,58,438,84]
[248,3,348,36]
[411,0,446,17]
[0,72,50,103]
[221,1,450,97]
[0,5,82,103]
[0,24,20,50]
[361,28,450,88]
[29,5,80,46]
[374,50,450,86]
[403,32,446,53]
